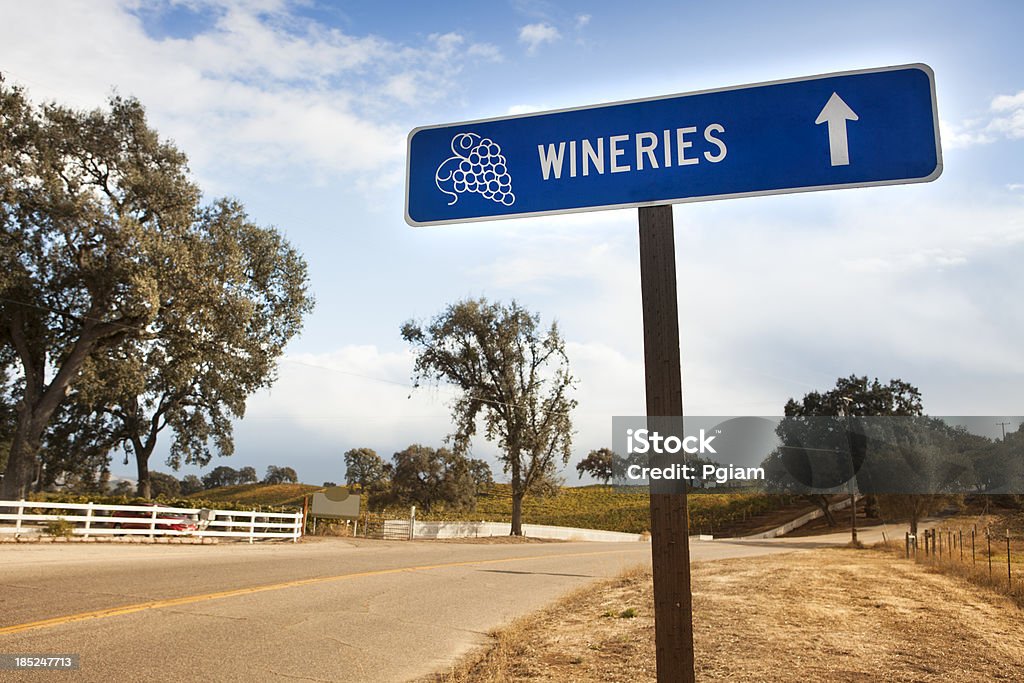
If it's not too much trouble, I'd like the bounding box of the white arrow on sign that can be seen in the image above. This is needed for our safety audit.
[815,92,859,167]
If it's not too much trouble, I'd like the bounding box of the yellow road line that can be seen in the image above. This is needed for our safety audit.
[0,547,648,636]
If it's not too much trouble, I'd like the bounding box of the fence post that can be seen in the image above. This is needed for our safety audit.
[988,532,993,578]
[959,529,963,562]
[1008,529,1012,589]
[409,506,416,541]
[293,512,301,543]
[84,502,94,540]
[301,496,309,537]
[150,507,158,537]
[938,529,942,560]
[972,528,976,565]
[905,532,910,559]
[249,511,256,544]
[15,500,24,538]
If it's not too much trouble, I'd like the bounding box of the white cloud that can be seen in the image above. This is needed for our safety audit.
[0,1,495,188]
[941,89,1024,149]
[466,192,1024,415]
[249,346,454,444]
[992,91,1024,111]
[467,42,503,62]
[518,22,561,54]
[575,14,592,29]
[940,119,994,150]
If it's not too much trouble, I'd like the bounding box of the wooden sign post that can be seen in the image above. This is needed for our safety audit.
[638,204,695,682]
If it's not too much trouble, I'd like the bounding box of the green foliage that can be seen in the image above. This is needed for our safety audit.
[402,298,576,534]
[111,481,135,496]
[31,490,298,514]
[264,465,298,484]
[0,78,312,500]
[398,483,798,534]
[180,475,203,496]
[386,444,489,512]
[148,471,181,498]
[0,80,204,498]
[237,467,258,484]
[201,466,252,489]
[344,447,389,490]
[183,482,321,508]
[618,608,637,619]
[44,517,74,538]
[576,448,615,484]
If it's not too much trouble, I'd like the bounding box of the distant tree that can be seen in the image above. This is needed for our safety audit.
[344,448,389,490]
[35,399,115,492]
[237,466,258,484]
[202,466,240,489]
[111,480,135,497]
[322,481,337,488]
[402,298,576,535]
[764,375,925,527]
[389,444,480,512]
[149,472,181,498]
[467,458,494,493]
[576,448,615,485]
[180,475,204,496]
[264,465,298,484]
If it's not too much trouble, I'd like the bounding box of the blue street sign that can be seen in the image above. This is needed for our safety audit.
[405,64,941,226]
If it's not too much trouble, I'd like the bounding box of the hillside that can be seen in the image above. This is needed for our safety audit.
[186,482,322,507]
[191,482,801,535]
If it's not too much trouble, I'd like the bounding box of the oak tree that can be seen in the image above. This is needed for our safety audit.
[576,448,615,485]
[343,447,389,491]
[1,81,199,498]
[402,298,576,534]
[0,80,312,498]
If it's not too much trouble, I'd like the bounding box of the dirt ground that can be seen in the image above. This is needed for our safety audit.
[428,547,1024,682]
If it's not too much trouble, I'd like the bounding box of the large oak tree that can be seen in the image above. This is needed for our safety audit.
[0,79,311,498]
[1,80,199,498]
[402,298,576,535]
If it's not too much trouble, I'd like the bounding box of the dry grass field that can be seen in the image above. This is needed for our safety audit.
[426,547,1024,682]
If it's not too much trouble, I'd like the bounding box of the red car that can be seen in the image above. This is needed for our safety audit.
[112,504,199,532]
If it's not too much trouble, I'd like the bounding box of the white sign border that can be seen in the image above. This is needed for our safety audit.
[405,63,942,228]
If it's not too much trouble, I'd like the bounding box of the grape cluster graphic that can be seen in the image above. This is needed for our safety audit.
[435,133,515,207]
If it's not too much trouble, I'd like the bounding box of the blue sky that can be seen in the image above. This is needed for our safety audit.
[2,0,1022,485]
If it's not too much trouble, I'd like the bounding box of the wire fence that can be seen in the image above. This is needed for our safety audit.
[902,524,1023,604]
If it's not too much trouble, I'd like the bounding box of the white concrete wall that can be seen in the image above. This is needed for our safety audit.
[410,520,648,543]
[741,495,860,539]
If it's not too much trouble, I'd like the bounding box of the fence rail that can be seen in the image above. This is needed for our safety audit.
[0,500,302,543]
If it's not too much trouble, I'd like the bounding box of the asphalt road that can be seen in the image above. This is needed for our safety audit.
[0,527,905,682]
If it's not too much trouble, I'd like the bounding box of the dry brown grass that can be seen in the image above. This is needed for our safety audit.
[424,548,1024,682]
[883,534,1024,608]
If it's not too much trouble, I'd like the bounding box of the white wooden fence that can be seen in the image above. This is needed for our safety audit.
[0,500,302,543]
